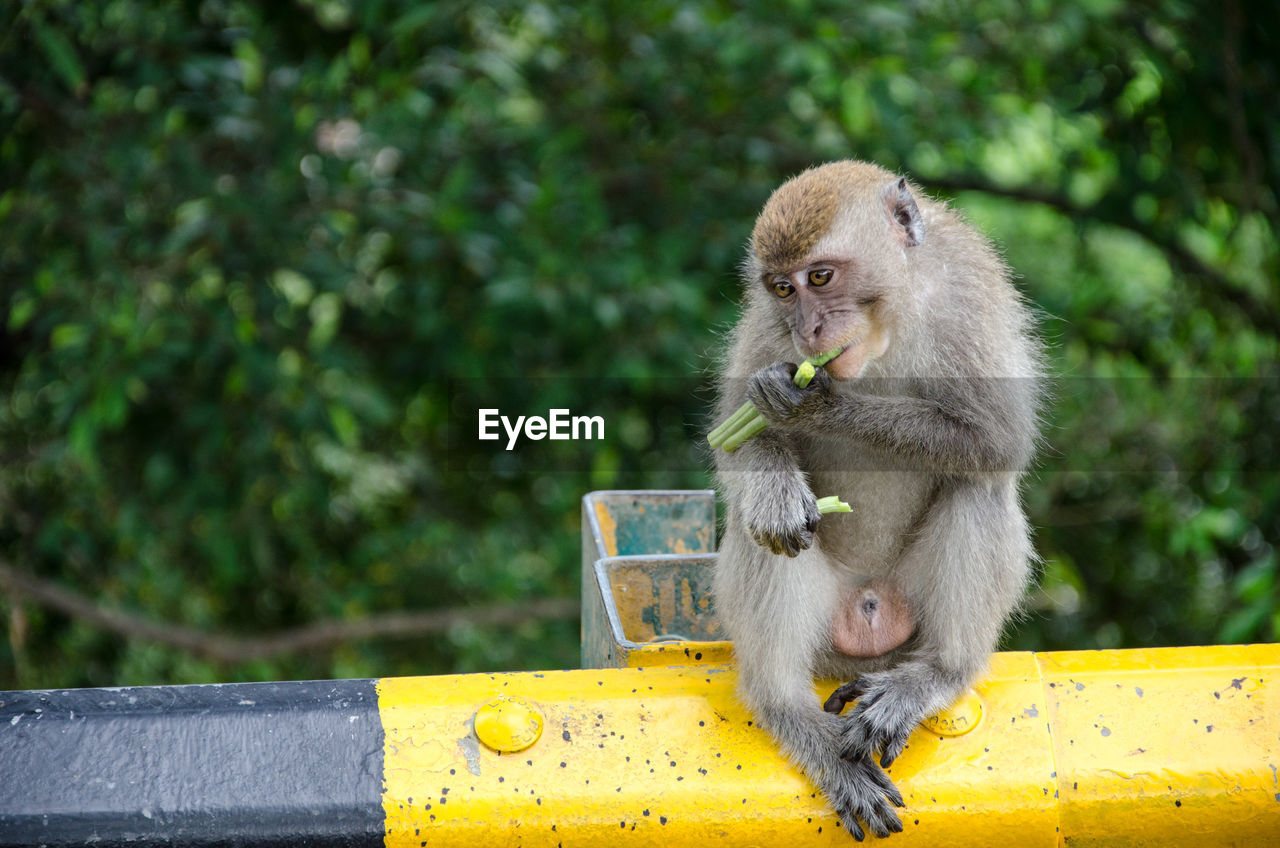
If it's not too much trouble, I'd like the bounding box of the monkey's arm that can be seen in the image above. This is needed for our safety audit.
[747,363,1035,475]
[714,527,906,839]
[714,426,820,557]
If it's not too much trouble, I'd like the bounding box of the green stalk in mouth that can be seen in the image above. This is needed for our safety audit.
[708,345,844,452]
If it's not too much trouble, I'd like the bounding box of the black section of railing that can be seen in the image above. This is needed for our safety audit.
[0,679,385,847]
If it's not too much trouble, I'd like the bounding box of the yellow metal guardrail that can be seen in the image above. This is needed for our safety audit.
[5,644,1275,846]
[381,643,1279,847]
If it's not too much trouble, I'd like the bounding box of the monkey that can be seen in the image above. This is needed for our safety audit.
[711,160,1042,840]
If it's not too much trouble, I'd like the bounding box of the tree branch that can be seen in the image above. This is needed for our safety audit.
[0,562,578,664]
[926,175,1280,338]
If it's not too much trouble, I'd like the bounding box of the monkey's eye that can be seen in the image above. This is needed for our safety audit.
[808,268,833,287]
[772,280,795,299]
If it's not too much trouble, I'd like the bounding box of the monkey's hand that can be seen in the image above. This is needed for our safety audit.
[747,479,821,557]
[733,431,821,557]
[747,361,832,426]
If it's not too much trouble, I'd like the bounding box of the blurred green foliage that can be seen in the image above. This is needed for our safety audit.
[0,0,1276,689]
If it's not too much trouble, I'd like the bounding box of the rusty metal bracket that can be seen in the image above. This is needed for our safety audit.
[580,490,719,668]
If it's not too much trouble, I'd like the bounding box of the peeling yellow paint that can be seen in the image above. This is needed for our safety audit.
[626,641,735,667]
[593,501,618,557]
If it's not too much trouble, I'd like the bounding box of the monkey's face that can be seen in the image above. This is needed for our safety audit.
[763,258,890,380]
[749,161,922,381]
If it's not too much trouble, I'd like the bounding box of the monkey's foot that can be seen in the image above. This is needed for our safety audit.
[822,753,905,841]
[823,678,862,714]
[832,674,918,769]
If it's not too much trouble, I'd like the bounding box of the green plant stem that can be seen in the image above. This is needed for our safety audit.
[708,345,845,451]
[708,401,757,444]
[719,416,769,450]
[816,495,852,514]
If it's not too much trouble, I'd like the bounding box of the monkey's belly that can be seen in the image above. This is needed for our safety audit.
[830,580,914,658]
[808,464,937,570]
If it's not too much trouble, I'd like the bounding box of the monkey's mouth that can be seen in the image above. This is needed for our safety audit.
[823,342,858,377]
[824,332,886,380]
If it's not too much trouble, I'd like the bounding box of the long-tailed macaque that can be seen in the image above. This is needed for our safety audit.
[712,160,1042,840]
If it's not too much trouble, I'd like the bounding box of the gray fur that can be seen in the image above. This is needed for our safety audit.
[713,161,1043,840]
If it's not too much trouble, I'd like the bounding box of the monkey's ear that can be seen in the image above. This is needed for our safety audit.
[884,177,925,247]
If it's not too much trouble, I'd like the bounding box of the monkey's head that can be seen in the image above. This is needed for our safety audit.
[746,161,927,380]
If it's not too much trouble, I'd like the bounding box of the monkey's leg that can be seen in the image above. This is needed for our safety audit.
[836,482,1032,768]
[757,702,905,841]
[715,533,905,840]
